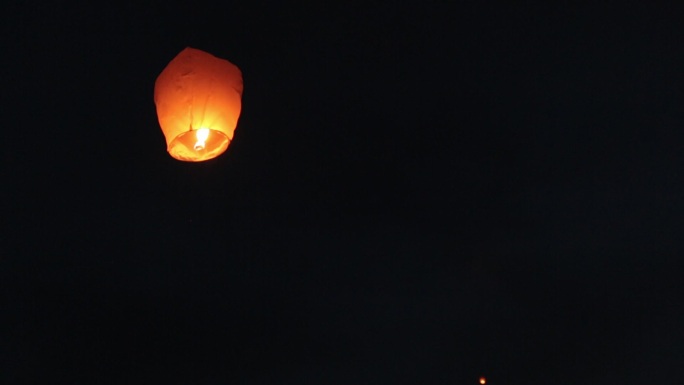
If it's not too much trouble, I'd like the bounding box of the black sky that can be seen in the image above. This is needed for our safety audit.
[2,2,684,384]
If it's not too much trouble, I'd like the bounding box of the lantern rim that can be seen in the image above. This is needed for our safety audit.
[167,128,231,162]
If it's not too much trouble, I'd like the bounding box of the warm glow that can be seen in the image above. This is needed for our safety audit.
[194,127,210,150]
[479,377,486,384]
[154,47,243,162]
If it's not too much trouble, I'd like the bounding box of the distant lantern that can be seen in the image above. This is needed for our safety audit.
[154,47,243,162]
[479,377,486,384]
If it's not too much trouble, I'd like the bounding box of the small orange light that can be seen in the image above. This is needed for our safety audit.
[479,377,486,385]
[154,47,243,162]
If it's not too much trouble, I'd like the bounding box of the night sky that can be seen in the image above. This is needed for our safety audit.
[3,2,684,384]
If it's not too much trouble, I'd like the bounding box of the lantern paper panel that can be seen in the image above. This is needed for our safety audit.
[154,47,243,162]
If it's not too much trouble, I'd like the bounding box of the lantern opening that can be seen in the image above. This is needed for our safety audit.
[167,128,230,162]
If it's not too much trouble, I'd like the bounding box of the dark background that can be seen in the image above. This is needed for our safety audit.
[2,2,683,384]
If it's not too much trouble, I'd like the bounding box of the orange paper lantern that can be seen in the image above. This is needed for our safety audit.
[154,47,243,161]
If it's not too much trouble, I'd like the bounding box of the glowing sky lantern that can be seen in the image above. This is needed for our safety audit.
[479,377,486,384]
[154,47,243,161]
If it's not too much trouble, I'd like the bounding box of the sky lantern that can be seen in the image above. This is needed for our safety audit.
[154,47,243,162]
[479,376,486,384]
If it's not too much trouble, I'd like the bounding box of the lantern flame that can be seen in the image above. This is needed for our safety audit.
[194,128,210,151]
[479,377,486,384]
